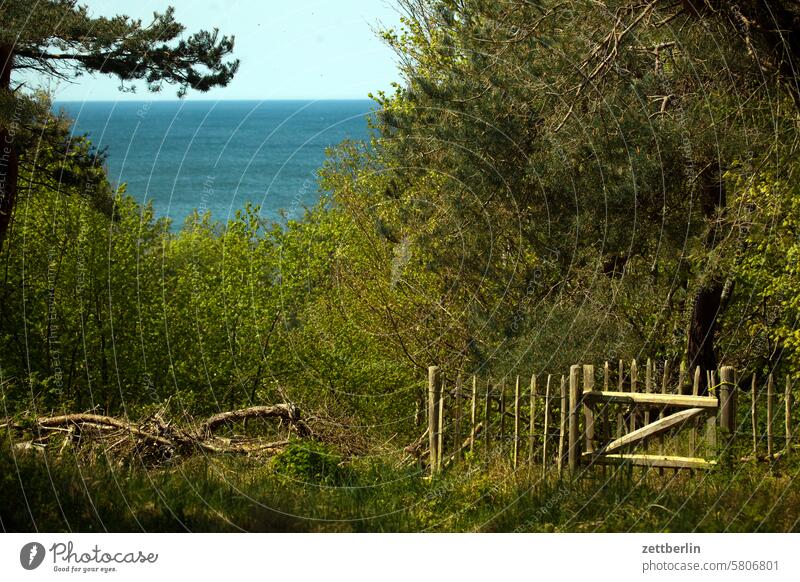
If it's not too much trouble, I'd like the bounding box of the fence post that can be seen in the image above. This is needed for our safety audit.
[767,373,775,459]
[602,361,610,445]
[438,382,445,469]
[484,379,492,454]
[719,366,736,450]
[691,366,700,455]
[644,358,653,427]
[500,379,506,453]
[568,365,581,473]
[678,360,687,395]
[629,359,638,433]
[786,376,793,451]
[513,375,521,469]
[583,365,596,454]
[706,370,718,450]
[659,361,670,462]
[661,360,670,402]
[470,375,477,454]
[542,374,551,477]
[617,359,625,438]
[558,374,567,477]
[751,374,758,456]
[428,366,441,474]
[454,376,462,463]
[529,374,537,468]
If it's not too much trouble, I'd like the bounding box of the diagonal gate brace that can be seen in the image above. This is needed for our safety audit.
[600,407,706,455]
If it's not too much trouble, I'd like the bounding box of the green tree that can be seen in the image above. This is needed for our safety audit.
[0,1,239,250]
[320,0,798,385]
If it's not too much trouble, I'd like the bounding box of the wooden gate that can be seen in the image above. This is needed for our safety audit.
[421,361,794,476]
[571,364,736,471]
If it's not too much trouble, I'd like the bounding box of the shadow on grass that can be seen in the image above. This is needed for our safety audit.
[2,439,798,532]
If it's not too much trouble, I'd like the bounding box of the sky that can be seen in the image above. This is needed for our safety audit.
[27,0,404,101]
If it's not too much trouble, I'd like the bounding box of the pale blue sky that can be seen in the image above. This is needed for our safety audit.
[32,0,403,100]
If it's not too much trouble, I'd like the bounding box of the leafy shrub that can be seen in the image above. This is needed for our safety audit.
[270,440,350,486]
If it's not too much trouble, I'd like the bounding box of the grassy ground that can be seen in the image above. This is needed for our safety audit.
[2,438,799,532]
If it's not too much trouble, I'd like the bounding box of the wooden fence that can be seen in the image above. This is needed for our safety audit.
[423,360,796,476]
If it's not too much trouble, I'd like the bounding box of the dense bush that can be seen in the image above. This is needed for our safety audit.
[0,170,417,436]
[270,440,350,486]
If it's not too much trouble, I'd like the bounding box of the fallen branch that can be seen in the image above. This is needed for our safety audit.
[38,413,174,447]
[3,403,320,466]
[197,438,290,455]
[198,404,310,436]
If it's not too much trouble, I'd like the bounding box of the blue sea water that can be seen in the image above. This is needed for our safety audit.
[55,100,375,227]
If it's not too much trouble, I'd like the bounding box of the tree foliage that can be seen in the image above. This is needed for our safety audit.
[3,2,238,95]
[320,0,799,383]
[2,0,799,441]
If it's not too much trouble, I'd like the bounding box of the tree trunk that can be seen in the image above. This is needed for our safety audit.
[0,44,17,253]
[687,280,722,394]
[686,163,727,394]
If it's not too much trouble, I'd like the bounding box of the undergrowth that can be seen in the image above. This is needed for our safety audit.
[1,437,798,532]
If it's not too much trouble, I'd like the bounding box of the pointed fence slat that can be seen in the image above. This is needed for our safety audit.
[617,359,625,438]
[558,374,567,476]
[438,383,445,468]
[719,367,736,442]
[583,365,596,453]
[751,374,757,456]
[786,376,793,451]
[706,370,719,454]
[428,366,441,474]
[454,377,462,462]
[513,375,521,468]
[484,380,492,453]
[568,365,581,473]
[678,361,687,395]
[529,374,537,467]
[660,361,669,400]
[630,359,638,433]
[500,379,506,450]
[602,362,610,447]
[705,370,718,450]
[470,375,477,453]
[659,361,669,463]
[645,359,653,427]
[767,373,775,458]
[542,374,551,477]
[690,366,701,455]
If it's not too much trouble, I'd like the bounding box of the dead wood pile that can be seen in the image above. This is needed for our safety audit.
[2,403,320,465]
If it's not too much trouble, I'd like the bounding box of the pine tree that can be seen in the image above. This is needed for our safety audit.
[0,1,239,250]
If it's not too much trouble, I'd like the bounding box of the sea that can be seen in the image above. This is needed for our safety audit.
[55,100,375,228]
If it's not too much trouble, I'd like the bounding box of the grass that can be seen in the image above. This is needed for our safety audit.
[1,437,799,532]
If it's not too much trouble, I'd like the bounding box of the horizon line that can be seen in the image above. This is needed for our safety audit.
[53,97,378,102]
